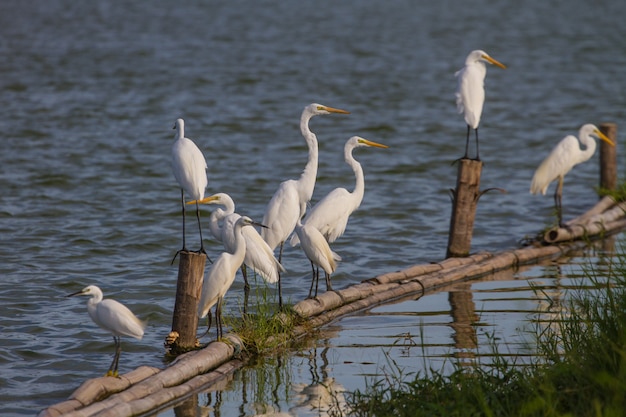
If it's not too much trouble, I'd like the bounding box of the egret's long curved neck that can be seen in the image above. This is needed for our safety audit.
[346,146,365,208]
[298,112,319,202]
[208,198,235,242]
[577,133,598,164]
[232,223,248,262]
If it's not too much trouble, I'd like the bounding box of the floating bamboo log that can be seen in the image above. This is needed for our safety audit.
[447,159,483,258]
[542,197,626,244]
[39,195,626,417]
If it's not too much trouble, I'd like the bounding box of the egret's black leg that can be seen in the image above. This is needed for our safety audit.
[474,127,481,161]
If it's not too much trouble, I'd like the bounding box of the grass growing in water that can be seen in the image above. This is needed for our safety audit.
[225,281,303,354]
[347,250,626,417]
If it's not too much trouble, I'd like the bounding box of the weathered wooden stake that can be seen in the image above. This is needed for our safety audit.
[168,251,206,353]
[599,122,618,194]
[447,159,483,258]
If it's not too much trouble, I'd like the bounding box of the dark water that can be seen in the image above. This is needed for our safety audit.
[1,1,625,415]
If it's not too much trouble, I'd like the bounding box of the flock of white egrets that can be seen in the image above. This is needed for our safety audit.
[68,49,614,376]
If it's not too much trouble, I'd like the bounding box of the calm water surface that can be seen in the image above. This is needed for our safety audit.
[1,1,625,415]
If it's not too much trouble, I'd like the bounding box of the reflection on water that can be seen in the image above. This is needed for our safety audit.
[156,241,620,416]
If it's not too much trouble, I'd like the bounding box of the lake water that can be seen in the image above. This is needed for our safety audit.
[1,1,625,415]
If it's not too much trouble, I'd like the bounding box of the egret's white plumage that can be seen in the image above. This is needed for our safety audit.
[455,50,506,160]
[530,124,614,226]
[193,193,284,285]
[291,136,388,247]
[261,103,349,306]
[171,118,209,253]
[294,218,340,298]
[198,216,263,339]
[68,285,145,377]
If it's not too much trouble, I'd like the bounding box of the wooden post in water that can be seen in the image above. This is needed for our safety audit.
[599,122,618,194]
[446,159,483,258]
[167,251,206,353]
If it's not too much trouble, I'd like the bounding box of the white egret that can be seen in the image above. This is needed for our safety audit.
[198,216,266,339]
[455,50,506,160]
[294,218,340,298]
[67,285,145,377]
[171,118,209,256]
[530,124,614,226]
[190,193,284,287]
[291,136,388,247]
[261,103,349,306]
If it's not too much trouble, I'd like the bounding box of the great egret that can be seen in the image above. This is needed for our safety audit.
[530,124,614,226]
[198,216,266,339]
[291,136,388,247]
[190,193,284,287]
[67,285,145,377]
[261,103,349,306]
[294,218,340,298]
[455,50,506,160]
[171,118,209,256]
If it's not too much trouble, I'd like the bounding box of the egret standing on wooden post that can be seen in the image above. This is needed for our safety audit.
[198,216,267,339]
[171,118,209,257]
[67,285,145,377]
[261,103,349,307]
[530,124,615,227]
[455,50,506,160]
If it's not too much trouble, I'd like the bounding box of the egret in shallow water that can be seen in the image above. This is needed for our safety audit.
[191,193,284,287]
[530,124,614,226]
[67,285,145,377]
[171,118,209,256]
[455,50,506,160]
[294,218,340,298]
[261,103,349,307]
[198,216,266,339]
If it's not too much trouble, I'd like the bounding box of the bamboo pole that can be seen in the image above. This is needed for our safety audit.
[447,159,483,258]
[167,251,206,354]
[599,122,618,193]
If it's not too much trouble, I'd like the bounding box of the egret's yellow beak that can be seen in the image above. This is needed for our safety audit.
[358,138,389,149]
[186,195,220,205]
[482,54,506,69]
[595,129,615,146]
[319,105,350,114]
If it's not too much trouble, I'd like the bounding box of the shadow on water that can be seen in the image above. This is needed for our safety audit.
[154,236,619,416]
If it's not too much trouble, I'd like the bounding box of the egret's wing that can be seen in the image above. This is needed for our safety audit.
[96,299,145,339]
[297,224,337,275]
[171,138,208,200]
[530,136,578,195]
[262,180,301,250]
[242,227,284,284]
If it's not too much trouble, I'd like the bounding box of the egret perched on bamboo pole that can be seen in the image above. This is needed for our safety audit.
[67,285,145,377]
[261,103,349,307]
[530,124,614,227]
[198,216,266,339]
[455,50,506,160]
[171,118,209,257]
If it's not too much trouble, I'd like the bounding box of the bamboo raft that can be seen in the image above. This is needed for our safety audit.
[39,195,626,417]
